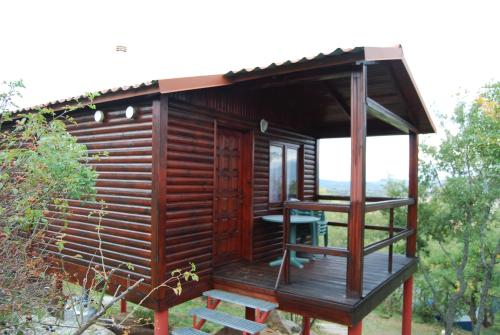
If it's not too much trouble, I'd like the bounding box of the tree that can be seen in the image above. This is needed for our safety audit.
[0,81,99,332]
[417,82,499,334]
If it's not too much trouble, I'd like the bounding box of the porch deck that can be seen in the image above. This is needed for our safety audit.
[213,253,417,326]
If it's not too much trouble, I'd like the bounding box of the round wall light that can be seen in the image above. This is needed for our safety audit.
[125,106,136,119]
[94,110,105,123]
[260,119,269,133]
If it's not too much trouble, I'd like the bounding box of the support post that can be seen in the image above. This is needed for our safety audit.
[154,309,169,335]
[245,307,255,321]
[151,96,169,305]
[406,133,418,256]
[348,320,362,335]
[402,276,414,335]
[302,316,311,335]
[403,132,418,335]
[347,65,367,299]
[120,299,127,313]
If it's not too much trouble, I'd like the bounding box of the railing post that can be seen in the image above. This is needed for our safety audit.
[284,206,291,284]
[388,208,394,273]
[347,65,367,299]
[403,132,418,335]
[406,133,418,257]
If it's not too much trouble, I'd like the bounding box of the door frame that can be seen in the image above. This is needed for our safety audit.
[213,120,254,265]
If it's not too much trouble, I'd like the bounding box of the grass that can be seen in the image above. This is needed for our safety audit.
[63,282,499,334]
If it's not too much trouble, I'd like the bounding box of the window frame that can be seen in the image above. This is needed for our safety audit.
[268,141,303,206]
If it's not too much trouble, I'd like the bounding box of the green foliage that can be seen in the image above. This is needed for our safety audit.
[0,106,97,232]
[417,82,500,333]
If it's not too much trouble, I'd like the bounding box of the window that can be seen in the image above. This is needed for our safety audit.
[269,143,301,203]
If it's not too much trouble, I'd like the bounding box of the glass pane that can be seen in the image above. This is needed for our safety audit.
[269,145,283,203]
[286,148,298,200]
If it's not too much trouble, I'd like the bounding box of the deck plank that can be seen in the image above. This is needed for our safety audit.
[214,253,415,310]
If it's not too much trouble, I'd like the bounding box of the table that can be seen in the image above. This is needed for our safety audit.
[262,214,320,269]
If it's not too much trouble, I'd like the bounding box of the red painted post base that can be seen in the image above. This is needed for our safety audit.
[302,316,311,335]
[246,307,256,321]
[402,276,414,335]
[348,321,362,335]
[154,309,169,335]
[120,299,127,313]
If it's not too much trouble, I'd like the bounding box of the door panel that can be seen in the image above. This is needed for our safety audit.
[214,128,243,265]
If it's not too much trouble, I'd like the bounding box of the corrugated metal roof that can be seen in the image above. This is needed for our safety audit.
[17,80,158,112]
[224,47,364,77]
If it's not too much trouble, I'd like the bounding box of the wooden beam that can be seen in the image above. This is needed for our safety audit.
[154,309,169,335]
[406,133,418,257]
[347,66,367,299]
[236,65,360,91]
[364,198,415,212]
[324,81,350,119]
[402,276,414,335]
[151,95,169,307]
[366,97,417,134]
[226,52,365,82]
[363,229,415,256]
[328,221,405,233]
[286,243,349,257]
[284,201,350,213]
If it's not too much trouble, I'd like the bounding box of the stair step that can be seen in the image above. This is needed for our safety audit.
[190,307,266,334]
[203,290,278,312]
[172,328,210,335]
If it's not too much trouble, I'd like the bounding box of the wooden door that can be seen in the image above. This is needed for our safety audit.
[214,128,244,266]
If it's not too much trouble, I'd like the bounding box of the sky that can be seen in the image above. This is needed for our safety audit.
[1,0,498,182]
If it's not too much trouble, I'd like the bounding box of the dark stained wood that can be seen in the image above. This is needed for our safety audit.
[363,229,415,255]
[45,102,154,297]
[347,66,367,299]
[241,130,255,261]
[284,201,350,212]
[324,81,350,119]
[213,128,244,265]
[213,252,418,326]
[388,208,394,273]
[151,96,169,305]
[364,198,415,212]
[366,97,417,134]
[328,221,405,233]
[407,133,418,257]
[286,243,349,257]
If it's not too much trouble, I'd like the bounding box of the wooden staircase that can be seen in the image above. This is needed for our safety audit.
[173,290,278,335]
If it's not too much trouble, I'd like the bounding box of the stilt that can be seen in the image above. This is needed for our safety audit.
[154,309,169,335]
[302,316,311,335]
[120,299,127,313]
[402,276,414,335]
[245,307,255,321]
[348,320,362,335]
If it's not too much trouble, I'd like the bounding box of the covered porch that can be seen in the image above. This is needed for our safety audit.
[210,48,431,334]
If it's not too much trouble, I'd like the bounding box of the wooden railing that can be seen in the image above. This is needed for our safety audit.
[275,196,416,292]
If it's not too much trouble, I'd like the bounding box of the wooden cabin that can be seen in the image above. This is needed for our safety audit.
[33,46,434,335]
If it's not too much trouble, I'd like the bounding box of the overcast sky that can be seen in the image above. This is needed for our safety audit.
[1,0,498,182]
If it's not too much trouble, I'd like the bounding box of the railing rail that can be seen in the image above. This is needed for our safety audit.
[363,228,415,256]
[277,197,415,292]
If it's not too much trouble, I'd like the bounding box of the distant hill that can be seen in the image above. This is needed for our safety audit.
[319,179,405,197]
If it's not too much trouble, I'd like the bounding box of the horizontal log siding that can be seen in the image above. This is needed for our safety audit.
[167,91,316,268]
[163,105,214,304]
[45,103,153,285]
[253,130,316,262]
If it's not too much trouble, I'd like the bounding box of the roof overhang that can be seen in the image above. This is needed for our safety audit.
[13,46,435,134]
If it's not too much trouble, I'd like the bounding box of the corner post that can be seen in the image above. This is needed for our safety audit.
[347,64,367,299]
[151,95,169,307]
[154,309,169,335]
[403,132,418,335]
[348,320,362,335]
[302,316,311,335]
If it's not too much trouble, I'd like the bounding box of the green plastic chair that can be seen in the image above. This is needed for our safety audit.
[290,208,328,250]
